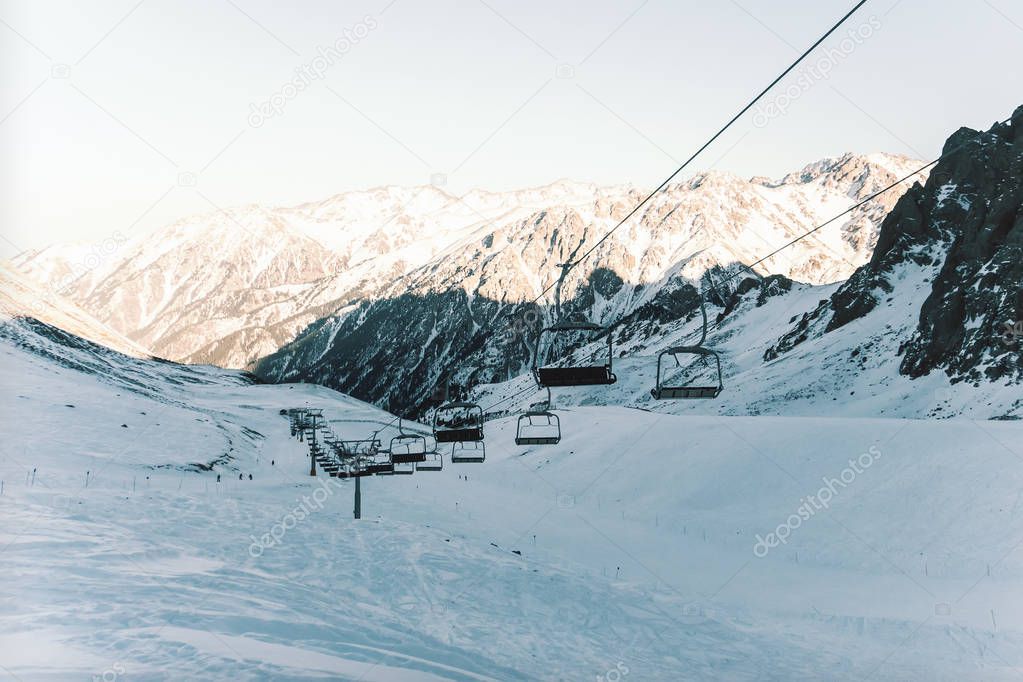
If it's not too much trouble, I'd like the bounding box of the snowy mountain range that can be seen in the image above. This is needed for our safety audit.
[11,107,1021,423]
[256,109,1022,420]
[12,152,924,374]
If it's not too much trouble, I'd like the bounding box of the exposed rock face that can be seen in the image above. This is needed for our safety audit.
[255,290,505,415]
[719,274,794,320]
[766,106,1023,385]
[900,112,1023,383]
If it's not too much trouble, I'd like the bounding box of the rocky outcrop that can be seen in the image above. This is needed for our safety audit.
[765,106,1023,385]
[899,110,1023,383]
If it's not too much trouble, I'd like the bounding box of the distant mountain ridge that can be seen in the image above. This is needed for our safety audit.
[11,152,924,375]
[0,262,152,359]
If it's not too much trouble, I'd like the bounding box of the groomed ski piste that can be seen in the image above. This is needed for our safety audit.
[2,300,1023,681]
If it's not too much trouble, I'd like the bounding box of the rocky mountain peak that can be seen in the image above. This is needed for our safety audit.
[766,105,1023,388]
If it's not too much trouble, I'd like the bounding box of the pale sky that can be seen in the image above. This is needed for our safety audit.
[1,0,1021,257]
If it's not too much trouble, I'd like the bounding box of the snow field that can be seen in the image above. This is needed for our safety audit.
[2,320,1022,679]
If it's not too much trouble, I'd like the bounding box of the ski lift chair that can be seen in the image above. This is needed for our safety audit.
[650,345,723,400]
[335,465,372,479]
[370,449,396,476]
[433,401,484,443]
[391,459,416,475]
[390,433,428,464]
[365,461,395,475]
[450,440,485,463]
[533,321,617,387]
[319,453,341,474]
[355,442,392,475]
[337,451,377,477]
[649,284,725,400]
[515,409,561,445]
[417,450,444,471]
[340,438,380,456]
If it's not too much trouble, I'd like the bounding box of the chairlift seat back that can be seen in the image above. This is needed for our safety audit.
[434,427,484,443]
[390,434,428,463]
[417,453,444,471]
[651,386,721,399]
[651,345,723,401]
[515,435,561,445]
[534,365,617,387]
[390,452,426,464]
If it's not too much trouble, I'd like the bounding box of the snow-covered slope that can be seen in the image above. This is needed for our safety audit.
[474,269,1020,421]
[12,154,924,370]
[2,292,1023,679]
[0,261,151,358]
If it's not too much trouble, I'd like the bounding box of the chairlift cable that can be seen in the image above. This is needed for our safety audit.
[523,0,869,309]
[658,110,1022,346]
[356,0,873,435]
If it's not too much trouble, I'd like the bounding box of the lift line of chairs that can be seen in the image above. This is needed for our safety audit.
[285,270,721,458]
[285,409,485,478]
[515,265,724,444]
[433,398,486,463]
